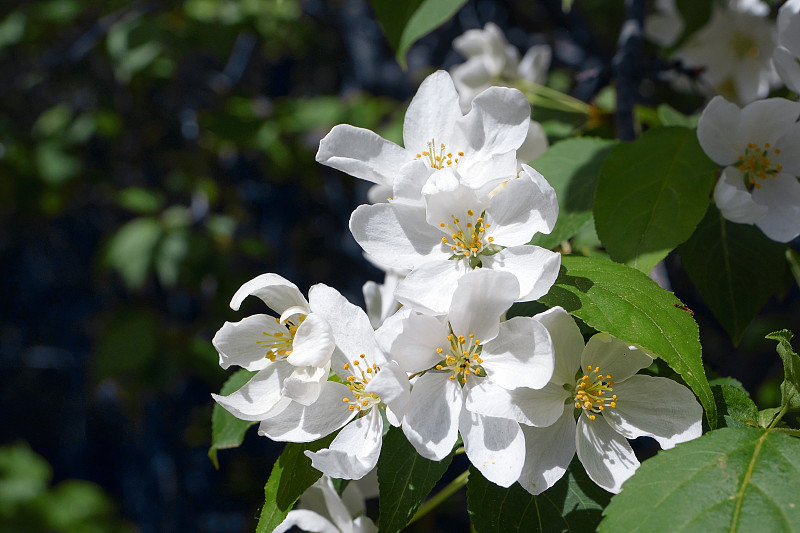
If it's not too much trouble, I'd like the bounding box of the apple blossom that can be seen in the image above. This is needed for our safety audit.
[674,0,779,104]
[273,475,377,533]
[379,269,555,487]
[316,70,530,204]
[773,0,800,93]
[257,285,409,480]
[211,274,336,421]
[350,163,560,314]
[697,96,800,242]
[514,308,702,494]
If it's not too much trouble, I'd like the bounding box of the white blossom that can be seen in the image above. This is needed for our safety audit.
[697,96,800,242]
[644,0,684,47]
[257,285,409,480]
[211,274,336,420]
[316,70,530,205]
[515,308,703,494]
[273,475,377,533]
[378,269,555,487]
[773,0,800,93]
[350,164,560,314]
[674,0,779,104]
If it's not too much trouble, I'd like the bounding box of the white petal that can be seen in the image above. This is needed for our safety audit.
[461,151,520,193]
[581,333,653,382]
[575,413,639,493]
[305,408,384,480]
[287,312,335,367]
[696,96,742,165]
[480,316,555,390]
[367,183,393,204]
[738,98,800,147]
[211,363,295,421]
[402,373,462,460]
[516,120,549,163]
[230,273,309,314]
[421,168,483,228]
[366,361,410,423]
[448,269,519,343]
[603,375,702,449]
[283,364,329,405]
[480,245,561,302]
[465,379,568,427]
[775,121,800,176]
[533,306,585,386]
[352,516,378,533]
[774,46,800,93]
[272,510,339,533]
[518,405,577,495]
[459,411,525,487]
[308,284,385,368]
[316,124,408,186]
[380,309,449,373]
[459,86,531,164]
[257,382,356,442]
[391,160,434,205]
[713,166,769,224]
[518,45,551,85]
[394,259,469,316]
[349,203,446,270]
[298,477,353,533]
[212,314,283,371]
[403,71,464,153]
[485,171,555,246]
[752,173,800,242]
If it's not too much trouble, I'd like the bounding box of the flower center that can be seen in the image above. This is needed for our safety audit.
[573,365,617,421]
[414,139,463,170]
[730,32,760,59]
[735,143,782,190]
[257,316,304,361]
[439,210,495,261]
[434,332,486,385]
[341,354,381,413]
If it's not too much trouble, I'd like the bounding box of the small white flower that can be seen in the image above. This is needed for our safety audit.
[697,96,800,242]
[211,274,336,420]
[515,308,702,494]
[644,0,684,47]
[380,269,555,487]
[316,70,530,204]
[257,285,409,480]
[773,0,800,93]
[450,23,550,109]
[273,475,377,533]
[350,165,560,314]
[674,0,779,104]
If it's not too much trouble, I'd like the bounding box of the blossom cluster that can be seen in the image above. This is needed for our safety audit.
[211,68,702,499]
[691,1,800,243]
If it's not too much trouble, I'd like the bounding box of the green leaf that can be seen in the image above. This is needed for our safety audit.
[593,127,717,273]
[369,0,467,69]
[678,206,789,344]
[208,369,257,469]
[117,187,164,214]
[656,104,698,128]
[599,427,800,533]
[766,330,800,411]
[467,459,611,533]
[530,137,617,250]
[104,217,163,289]
[538,255,716,428]
[377,426,454,533]
[713,384,758,429]
[255,434,336,533]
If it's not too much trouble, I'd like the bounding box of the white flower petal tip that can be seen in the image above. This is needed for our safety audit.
[305,409,384,480]
[460,411,525,487]
[229,273,308,313]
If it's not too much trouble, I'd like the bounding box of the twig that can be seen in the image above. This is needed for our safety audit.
[612,0,645,141]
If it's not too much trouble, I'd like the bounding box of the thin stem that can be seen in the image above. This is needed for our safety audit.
[613,0,645,141]
[768,404,790,430]
[407,470,470,525]
[517,80,592,114]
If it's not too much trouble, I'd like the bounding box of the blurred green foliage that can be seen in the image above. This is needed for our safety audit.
[0,443,133,532]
